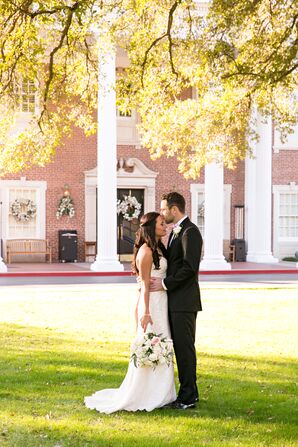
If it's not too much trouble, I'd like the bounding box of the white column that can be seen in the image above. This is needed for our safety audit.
[0,249,7,272]
[0,198,7,273]
[0,256,6,272]
[91,42,123,272]
[245,113,278,263]
[200,162,231,270]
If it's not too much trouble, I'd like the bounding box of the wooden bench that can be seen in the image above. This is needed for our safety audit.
[229,244,236,262]
[6,239,52,263]
[84,241,96,262]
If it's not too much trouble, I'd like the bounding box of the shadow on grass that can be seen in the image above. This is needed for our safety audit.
[0,323,297,446]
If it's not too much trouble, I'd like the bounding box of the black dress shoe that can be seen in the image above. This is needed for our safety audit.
[162,399,197,410]
[172,401,196,410]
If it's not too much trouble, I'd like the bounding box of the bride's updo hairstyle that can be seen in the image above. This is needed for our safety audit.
[132,212,166,275]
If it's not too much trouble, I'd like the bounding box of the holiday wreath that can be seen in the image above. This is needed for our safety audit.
[117,195,142,221]
[10,198,37,222]
[56,196,75,219]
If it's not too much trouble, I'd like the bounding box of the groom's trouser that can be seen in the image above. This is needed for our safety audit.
[169,311,198,404]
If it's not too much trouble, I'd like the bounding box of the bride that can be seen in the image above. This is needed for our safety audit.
[84,212,177,413]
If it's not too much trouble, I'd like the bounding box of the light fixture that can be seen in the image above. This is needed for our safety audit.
[63,184,71,197]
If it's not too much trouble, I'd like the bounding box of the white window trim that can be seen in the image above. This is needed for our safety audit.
[15,78,39,116]
[7,79,40,140]
[273,184,298,243]
[116,108,140,146]
[0,178,47,241]
[20,79,36,113]
[116,108,135,120]
[190,183,232,239]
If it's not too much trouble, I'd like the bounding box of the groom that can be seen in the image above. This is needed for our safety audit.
[151,191,203,410]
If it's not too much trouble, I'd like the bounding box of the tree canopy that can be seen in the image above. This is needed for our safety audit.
[0,0,297,177]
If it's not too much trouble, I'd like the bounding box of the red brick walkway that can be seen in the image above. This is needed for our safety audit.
[1,260,297,276]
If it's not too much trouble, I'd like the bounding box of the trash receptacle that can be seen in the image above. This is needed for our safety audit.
[59,230,78,262]
[233,239,246,262]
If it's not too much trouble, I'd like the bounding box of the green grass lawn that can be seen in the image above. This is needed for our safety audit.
[0,283,297,447]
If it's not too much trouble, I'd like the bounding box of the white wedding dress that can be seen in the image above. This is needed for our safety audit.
[84,256,176,413]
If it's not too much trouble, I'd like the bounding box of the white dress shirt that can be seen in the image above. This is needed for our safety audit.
[162,215,188,290]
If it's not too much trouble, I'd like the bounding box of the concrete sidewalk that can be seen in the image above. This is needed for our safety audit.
[1,260,298,276]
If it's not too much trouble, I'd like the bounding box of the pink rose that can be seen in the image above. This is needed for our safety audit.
[152,337,161,345]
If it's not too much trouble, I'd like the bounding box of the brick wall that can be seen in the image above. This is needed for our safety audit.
[117,145,205,214]
[3,127,97,261]
[272,150,298,184]
[2,132,249,261]
[5,129,297,262]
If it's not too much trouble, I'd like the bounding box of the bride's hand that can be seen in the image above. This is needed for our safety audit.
[140,313,153,332]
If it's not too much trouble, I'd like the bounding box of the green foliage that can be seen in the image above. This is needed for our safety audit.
[0,0,297,177]
[0,0,100,173]
[116,0,298,177]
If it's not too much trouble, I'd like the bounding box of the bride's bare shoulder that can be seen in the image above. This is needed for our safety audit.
[136,244,152,266]
[137,243,152,258]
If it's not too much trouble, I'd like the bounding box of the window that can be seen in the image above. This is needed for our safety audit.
[8,187,37,238]
[197,193,205,236]
[116,108,140,145]
[279,193,298,238]
[117,108,132,118]
[0,179,46,244]
[190,184,232,239]
[273,185,298,258]
[19,79,36,113]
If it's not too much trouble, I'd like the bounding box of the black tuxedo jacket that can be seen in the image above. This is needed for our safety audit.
[164,217,203,312]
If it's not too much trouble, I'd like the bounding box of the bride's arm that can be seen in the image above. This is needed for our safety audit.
[134,295,139,331]
[138,246,153,332]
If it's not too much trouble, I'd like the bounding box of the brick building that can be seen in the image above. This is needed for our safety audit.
[0,48,297,268]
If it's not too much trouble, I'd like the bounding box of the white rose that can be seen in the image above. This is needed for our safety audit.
[149,353,158,362]
[153,345,162,355]
[136,347,143,356]
[173,225,182,238]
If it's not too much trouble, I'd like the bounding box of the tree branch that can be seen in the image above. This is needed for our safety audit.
[270,61,298,85]
[39,3,80,127]
[140,1,181,87]
[9,0,75,18]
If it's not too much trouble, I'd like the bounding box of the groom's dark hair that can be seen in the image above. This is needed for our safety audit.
[162,192,185,213]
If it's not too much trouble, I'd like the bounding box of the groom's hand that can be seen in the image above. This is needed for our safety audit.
[136,275,141,291]
[150,277,164,292]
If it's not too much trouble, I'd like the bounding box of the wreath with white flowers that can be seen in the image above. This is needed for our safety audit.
[10,198,37,222]
[56,196,75,219]
[117,195,142,221]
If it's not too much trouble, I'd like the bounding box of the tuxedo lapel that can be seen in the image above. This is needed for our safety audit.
[167,229,174,250]
[180,217,190,229]
[167,217,190,255]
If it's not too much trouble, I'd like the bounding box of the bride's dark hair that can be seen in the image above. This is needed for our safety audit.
[132,212,166,275]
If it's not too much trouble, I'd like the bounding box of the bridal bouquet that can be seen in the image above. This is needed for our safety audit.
[130,332,174,369]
